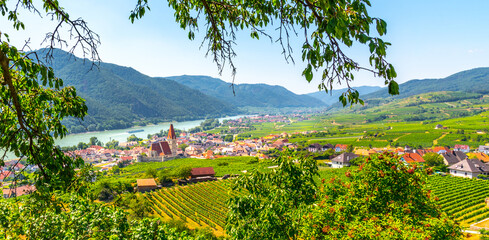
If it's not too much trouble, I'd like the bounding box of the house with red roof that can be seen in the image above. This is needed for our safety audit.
[5,161,25,171]
[401,153,425,165]
[433,146,450,154]
[190,167,216,183]
[335,144,348,152]
[454,144,470,153]
[415,148,434,156]
[0,171,13,182]
[204,150,214,159]
[89,145,104,151]
[2,185,35,198]
[120,156,133,161]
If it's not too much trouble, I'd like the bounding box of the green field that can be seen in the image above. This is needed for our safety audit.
[220,91,489,149]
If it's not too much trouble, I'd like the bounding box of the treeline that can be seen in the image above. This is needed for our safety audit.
[63,114,227,134]
[188,118,221,133]
[147,128,184,139]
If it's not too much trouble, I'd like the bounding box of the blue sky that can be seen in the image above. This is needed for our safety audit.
[2,0,489,94]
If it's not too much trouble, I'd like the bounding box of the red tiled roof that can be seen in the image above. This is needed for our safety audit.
[433,146,449,152]
[403,153,425,163]
[168,124,176,140]
[335,144,348,149]
[2,185,35,197]
[454,144,469,150]
[416,149,434,156]
[0,171,13,180]
[191,167,215,177]
[121,156,133,161]
[5,161,25,169]
[150,141,172,156]
[90,145,104,150]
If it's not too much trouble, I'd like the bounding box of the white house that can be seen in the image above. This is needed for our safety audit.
[448,159,489,179]
[454,144,470,153]
[479,146,489,154]
[331,152,358,168]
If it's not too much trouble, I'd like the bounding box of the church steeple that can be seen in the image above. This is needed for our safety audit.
[168,124,176,140]
[167,124,177,157]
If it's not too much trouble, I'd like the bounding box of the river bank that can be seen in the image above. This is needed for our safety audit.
[2,115,249,160]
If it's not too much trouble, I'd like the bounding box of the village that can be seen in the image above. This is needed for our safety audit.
[4,118,489,199]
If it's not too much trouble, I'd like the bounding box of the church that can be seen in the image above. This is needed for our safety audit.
[137,124,178,162]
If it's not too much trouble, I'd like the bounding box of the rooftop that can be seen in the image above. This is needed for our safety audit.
[137,178,157,187]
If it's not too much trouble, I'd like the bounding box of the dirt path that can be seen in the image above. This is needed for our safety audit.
[308,136,362,141]
[393,133,410,142]
[433,132,448,145]
[445,102,456,107]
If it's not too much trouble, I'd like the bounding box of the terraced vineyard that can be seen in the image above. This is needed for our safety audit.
[146,174,489,235]
[145,180,237,235]
[429,175,489,226]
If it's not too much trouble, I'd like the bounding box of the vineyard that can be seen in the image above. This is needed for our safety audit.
[429,175,489,226]
[145,173,489,236]
[145,180,236,236]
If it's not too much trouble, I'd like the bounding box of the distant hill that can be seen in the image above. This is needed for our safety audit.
[41,49,238,133]
[166,75,323,108]
[365,67,489,99]
[306,86,382,105]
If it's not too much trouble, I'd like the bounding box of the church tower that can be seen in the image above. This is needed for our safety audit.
[168,124,177,157]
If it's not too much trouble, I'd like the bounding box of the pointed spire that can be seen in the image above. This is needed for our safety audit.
[168,124,176,139]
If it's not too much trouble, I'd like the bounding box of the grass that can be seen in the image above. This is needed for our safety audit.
[99,156,274,184]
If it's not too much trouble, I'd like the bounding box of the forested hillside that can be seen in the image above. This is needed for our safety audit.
[42,49,238,133]
[365,67,489,99]
[306,86,382,105]
[167,75,323,108]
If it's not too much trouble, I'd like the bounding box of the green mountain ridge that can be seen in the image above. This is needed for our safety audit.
[306,86,383,105]
[365,67,489,99]
[166,75,324,108]
[41,49,238,133]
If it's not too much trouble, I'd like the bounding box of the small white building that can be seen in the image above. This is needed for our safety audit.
[454,144,470,153]
[331,153,359,168]
[448,159,489,179]
[479,146,489,154]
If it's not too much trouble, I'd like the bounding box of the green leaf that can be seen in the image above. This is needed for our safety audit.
[303,65,313,82]
[388,80,399,95]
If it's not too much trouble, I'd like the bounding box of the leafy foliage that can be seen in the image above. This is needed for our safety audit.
[0,38,86,190]
[227,151,461,239]
[226,149,318,239]
[424,152,444,167]
[300,152,460,239]
[0,193,200,239]
[133,0,398,105]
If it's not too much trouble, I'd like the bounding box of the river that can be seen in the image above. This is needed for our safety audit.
[2,115,247,160]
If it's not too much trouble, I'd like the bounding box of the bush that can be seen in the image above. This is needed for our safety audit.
[247,158,259,164]
[300,152,461,239]
[173,166,193,179]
